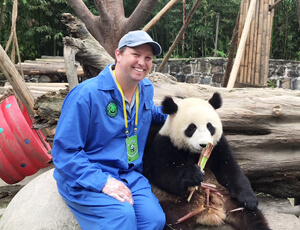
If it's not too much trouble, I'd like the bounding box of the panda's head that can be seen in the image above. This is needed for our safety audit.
[159,93,223,153]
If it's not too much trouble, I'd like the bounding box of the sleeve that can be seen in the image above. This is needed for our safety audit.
[51,89,109,192]
[151,104,167,125]
[144,80,167,124]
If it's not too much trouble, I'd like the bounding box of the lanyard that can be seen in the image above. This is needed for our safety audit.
[113,70,139,136]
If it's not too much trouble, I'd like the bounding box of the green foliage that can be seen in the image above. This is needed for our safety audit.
[0,0,72,60]
[148,0,240,58]
[271,0,300,60]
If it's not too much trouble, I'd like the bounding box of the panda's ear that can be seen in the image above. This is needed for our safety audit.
[208,92,222,110]
[162,96,178,115]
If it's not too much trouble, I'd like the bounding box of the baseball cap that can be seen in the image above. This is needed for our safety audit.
[118,30,162,56]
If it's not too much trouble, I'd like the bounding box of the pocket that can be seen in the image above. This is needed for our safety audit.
[142,100,152,125]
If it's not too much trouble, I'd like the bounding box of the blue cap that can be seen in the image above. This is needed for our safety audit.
[118,30,162,56]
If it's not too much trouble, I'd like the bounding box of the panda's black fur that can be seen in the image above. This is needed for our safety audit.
[143,93,270,230]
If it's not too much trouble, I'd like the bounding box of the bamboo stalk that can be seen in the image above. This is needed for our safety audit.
[227,0,258,89]
[238,0,248,83]
[260,0,268,85]
[264,0,274,86]
[176,205,206,224]
[254,0,263,85]
[251,1,259,85]
[240,0,249,83]
[237,0,245,46]
[243,0,251,84]
[247,1,256,84]
[187,143,214,202]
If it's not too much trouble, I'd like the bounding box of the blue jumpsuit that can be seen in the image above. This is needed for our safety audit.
[51,64,167,230]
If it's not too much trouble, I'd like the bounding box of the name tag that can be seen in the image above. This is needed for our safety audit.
[126,135,139,163]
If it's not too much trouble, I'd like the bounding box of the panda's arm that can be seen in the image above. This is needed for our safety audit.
[209,135,258,210]
[143,135,203,195]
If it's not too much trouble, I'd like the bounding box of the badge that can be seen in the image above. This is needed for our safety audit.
[106,101,118,117]
[126,135,139,163]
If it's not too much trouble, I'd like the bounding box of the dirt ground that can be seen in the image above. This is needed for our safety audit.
[0,185,22,210]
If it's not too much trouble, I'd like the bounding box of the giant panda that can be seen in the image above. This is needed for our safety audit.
[143,93,270,230]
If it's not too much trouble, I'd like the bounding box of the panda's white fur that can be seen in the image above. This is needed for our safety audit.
[159,97,222,151]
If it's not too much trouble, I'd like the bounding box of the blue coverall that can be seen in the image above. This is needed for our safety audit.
[51,64,167,230]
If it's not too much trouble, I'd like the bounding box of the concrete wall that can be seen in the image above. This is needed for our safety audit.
[152,58,300,90]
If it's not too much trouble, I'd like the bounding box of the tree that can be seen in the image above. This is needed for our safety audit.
[0,0,72,60]
[66,0,159,57]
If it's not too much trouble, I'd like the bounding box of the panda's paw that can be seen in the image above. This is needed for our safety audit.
[237,192,258,210]
[181,165,204,188]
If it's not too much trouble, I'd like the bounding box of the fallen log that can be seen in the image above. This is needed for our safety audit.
[61,13,114,78]
[15,60,84,77]
[32,72,300,198]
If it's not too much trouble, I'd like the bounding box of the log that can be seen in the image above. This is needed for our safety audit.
[63,38,80,90]
[61,13,114,78]
[32,73,300,198]
[0,44,34,115]
[15,61,84,76]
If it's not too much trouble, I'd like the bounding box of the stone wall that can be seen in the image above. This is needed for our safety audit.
[1,58,299,90]
[152,58,300,90]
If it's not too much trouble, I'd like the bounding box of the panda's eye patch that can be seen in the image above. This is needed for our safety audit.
[207,122,216,135]
[185,123,197,137]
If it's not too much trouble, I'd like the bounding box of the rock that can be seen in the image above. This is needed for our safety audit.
[0,168,79,230]
[263,210,300,230]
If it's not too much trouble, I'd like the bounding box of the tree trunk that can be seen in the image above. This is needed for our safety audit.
[31,73,300,198]
[65,0,159,57]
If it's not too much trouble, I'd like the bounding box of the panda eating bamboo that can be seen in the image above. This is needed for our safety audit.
[143,93,270,230]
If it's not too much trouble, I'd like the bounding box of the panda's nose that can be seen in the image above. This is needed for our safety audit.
[200,144,206,148]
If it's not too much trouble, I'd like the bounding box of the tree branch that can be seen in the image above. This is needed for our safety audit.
[127,0,159,31]
[66,0,97,28]
[94,0,124,23]
[0,0,7,30]
[296,0,300,30]
[269,0,285,11]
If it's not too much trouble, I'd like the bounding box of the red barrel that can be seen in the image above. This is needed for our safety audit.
[0,95,52,184]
